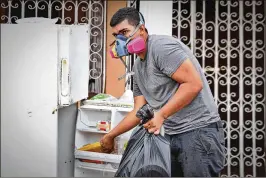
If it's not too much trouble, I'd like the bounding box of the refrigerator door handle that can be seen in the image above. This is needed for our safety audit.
[60,58,70,97]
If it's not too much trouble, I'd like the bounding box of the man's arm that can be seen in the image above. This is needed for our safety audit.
[100,95,147,152]
[144,58,203,134]
[159,58,203,118]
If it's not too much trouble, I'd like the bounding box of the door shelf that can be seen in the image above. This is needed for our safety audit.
[75,150,122,164]
[77,127,109,134]
[76,161,117,173]
[80,104,133,112]
[80,105,112,112]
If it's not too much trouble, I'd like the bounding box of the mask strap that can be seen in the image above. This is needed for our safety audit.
[126,12,145,43]
[138,12,145,25]
[126,23,142,44]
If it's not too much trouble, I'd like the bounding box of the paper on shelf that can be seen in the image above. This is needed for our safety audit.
[83,91,134,108]
[118,90,133,103]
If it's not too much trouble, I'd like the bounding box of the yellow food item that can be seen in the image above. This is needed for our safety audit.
[79,159,103,164]
[78,142,102,152]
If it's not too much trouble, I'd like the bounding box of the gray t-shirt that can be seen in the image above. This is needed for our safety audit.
[133,35,220,135]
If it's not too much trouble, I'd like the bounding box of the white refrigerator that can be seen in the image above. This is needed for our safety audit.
[1,24,89,177]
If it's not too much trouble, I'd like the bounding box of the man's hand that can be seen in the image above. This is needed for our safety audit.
[100,134,115,153]
[143,111,165,135]
[99,96,147,153]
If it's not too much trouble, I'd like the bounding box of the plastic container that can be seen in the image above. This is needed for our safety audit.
[117,135,128,155]
[96,121,110,132]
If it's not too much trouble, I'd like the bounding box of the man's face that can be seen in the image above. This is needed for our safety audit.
[111,19,143,40]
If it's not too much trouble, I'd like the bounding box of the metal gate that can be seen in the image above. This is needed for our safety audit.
[0,0,106,94]
[172,0,266,176]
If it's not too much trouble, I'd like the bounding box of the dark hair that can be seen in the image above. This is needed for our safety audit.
[110,7,144,27]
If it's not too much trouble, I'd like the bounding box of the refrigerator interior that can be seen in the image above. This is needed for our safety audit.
[74,105,134,177]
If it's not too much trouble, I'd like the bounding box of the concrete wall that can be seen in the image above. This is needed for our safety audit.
[139,1,173,36]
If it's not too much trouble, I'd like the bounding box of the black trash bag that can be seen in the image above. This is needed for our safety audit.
[114,104,171,177]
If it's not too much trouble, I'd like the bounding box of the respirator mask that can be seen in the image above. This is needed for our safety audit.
[109,13,146,58]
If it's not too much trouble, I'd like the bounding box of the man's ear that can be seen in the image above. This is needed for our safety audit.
[140,25,146,36]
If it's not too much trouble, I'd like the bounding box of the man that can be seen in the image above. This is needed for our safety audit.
[101,7,225,177]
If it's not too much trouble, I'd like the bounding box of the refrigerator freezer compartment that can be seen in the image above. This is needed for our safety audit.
[1,24,89,177]
[75,150,122,164]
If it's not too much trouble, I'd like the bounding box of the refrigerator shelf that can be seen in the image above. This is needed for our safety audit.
[80,104,133,112]
[82,100,134,108]
[77,127,109,134]
[77,162,117,173]
[75,150,122,164]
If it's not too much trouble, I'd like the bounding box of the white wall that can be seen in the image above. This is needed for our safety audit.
[139,1,173,36]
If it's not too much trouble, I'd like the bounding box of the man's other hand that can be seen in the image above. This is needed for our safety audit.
[143,111,165,135]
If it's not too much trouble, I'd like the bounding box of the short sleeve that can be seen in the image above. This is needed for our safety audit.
[133,74,142,97]
[154,38,190,77]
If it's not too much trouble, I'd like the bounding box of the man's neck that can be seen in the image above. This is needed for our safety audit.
[139,52,146,60]
[138,33,149,60]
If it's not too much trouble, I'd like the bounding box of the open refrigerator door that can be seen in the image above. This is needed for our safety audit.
[74,90,135,177]
[58,25,89,107]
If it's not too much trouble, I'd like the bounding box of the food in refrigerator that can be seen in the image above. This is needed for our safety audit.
[96,121,110,132]
[78,142,102,152]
